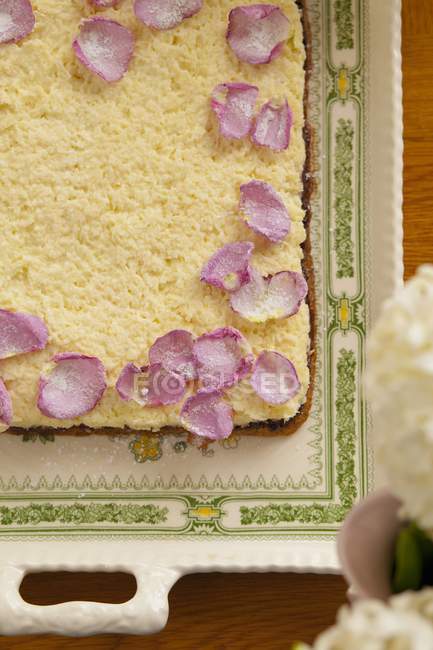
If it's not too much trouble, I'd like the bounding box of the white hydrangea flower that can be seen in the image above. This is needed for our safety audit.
[304,593,433,649]
[392,588,433,624]
[367,265,433,532]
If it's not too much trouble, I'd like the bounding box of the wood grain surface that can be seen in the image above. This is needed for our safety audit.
[0,1,431,648]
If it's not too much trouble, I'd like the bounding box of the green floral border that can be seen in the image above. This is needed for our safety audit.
[334,119,355,278]
[334,0,354,50]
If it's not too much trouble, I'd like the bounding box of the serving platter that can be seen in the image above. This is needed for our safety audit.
[0,0,402,636]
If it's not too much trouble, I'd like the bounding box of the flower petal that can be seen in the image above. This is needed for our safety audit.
[239,180,290,242]
[116,362,186,406]
[37,353,107,420]
[251,99,292,151]
[149,329,196,380]
[230,268,307,322]
[134,0,202,30]
[211,83,259,140]
[250,351,300,404]
[0,378,12,428]
[200,241,254,292]
[0,309,48,360]
[73,17,134,83]
[180,390,233,440]
[0,0,35,44]
[226,4,289,65]
[115,362,144,403]
[89,0,121,7]
[193,327,253,391]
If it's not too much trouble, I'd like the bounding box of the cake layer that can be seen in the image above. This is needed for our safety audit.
[0,0,309,431]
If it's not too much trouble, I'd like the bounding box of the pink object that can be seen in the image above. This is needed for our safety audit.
[226,4,289,65]
[149,330,196,380]
[88,0,120,7]
[37,353,107,420]
[134,0,202,30]
[251,351,300,404]
[0,379,12,427]
[116,362,186,406]
[0,0,35,44]
[338,489,404,601]
[0,309,48,360]
[230,268,307,322]
[201,241,254,292]
[73,17,134,83]
[239,180,290,242]
[251,99,292,151]
[193,327,253,391]
[211,83,259,140]
[180,390,233,440]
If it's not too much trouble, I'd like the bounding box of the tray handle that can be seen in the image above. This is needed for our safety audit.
[0,564,180,636]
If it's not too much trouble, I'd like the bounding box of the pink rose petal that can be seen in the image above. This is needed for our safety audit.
[89,0,120,7]
[239,180,290,242]
[230,268,307,322]
[250,351,300,405]
[37,353,107,420]
[0,309,48,360]
[201,241,254,292]
[73,17,134,83]
[226,5,289,65]
[116,362,186,406]
[0,0,35,44]
[211,83,259,140]
[149,330,196,380]
[134,0,202,30]
[193,327,254,391]
[251,99,292,151]
[180,390,233,440]
[0,379,12,427]
[115,362,144,404]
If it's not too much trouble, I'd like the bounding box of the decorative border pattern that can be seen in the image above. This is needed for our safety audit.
[0,0,370,540]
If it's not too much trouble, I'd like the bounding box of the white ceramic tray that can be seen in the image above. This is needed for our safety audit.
[0,0,402,636]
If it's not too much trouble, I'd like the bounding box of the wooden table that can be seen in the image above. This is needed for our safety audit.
[2,1,432,648]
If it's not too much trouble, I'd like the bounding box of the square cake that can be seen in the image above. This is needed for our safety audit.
[0,0,312,437]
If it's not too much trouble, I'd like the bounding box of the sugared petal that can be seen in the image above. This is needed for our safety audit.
[0,0,35,44]
[37,353,106,420]
[251,99,292,151]
[149,330,196,380]
[89,0,120,7]
[226,5,289,65]
[200,241,254,292]
[136,363,187,406]
[0,309,48,360]
[134,0,202,30]
[239,180,290,242]
[0,379,12,427]
[115,362,144,403]
[211,83,259,140]
[193,327,253,391]
[180,390,233,440]
[250,351,300,404]
[230,268,307,322]
[73,17,134,83]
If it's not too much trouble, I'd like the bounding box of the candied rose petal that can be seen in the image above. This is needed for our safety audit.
[239,180,290,242]
[73,17,134,83]
[37,353,107,420]
[226,4,289,65]
[149,330,196,380]
[250,351,300,404]
[180,390,233,440]
[134,0,202,30]
[0,0,35,44]
[0,379,12,427]
[200,241,254,292]
[89,0,120,7]
[211,82,259,140]
[193,327,254,391]
[136,363,187,406]
[251,99,292,151]
[115,362,144,404]
[0,309,48,360]
[230,268,307,322]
